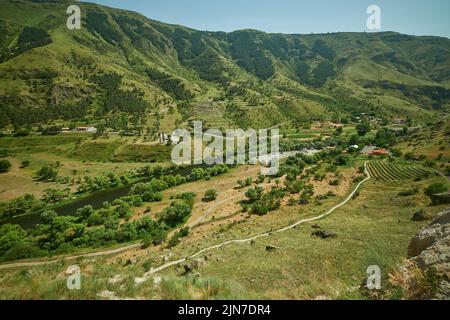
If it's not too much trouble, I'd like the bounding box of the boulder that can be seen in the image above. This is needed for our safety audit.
[408,208,450,258]
[180,257,207,274]
[411,209,430,222]
[266,245,279,252]
[393,207,450,299]
[312,230,337,239]
[108,275,122,285]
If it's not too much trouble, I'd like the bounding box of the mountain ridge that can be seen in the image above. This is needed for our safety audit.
[0,0,449,130]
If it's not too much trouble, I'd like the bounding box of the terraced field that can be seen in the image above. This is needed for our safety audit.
[192,101,230,129]
[367,161,438,181]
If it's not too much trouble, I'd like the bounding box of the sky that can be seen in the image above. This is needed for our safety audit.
[86,0,450,38]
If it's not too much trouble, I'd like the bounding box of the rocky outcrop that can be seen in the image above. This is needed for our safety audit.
[393,208,450,299]
[48,83,86,106]
[408,208,450,258]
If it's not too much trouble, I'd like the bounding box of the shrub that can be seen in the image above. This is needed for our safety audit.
[36,165,58,181]
[142,191,163,202]
[335,155,349,166]
[251,202,270,215]
[176,192,196,207]
[166,227,190,248]
[245,187,264,203]
[0,160,11,173]
[391,149,403,158]
[13,129,30,137]
[424,182,448,196]
[329,179,341,186]
[405,152,415,160]
[151,228,167,245]
[398,188,419,197]
[41,188,70,204]
[203,189,217,202]
[0,148,8,158]
[20,160,30,168]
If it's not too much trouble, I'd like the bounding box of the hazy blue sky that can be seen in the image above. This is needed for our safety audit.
[87,0,450,38]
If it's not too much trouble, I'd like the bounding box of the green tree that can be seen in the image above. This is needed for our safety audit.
[40,210,57,225]
[0,224,27,256]
[42,188,70,204]
[335,155,349,166]
[158,203,191,227]
[356,122,371,136]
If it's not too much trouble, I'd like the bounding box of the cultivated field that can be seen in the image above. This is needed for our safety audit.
[367,161,439,182]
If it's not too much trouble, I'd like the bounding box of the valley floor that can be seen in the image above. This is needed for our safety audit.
[0,159,447,299]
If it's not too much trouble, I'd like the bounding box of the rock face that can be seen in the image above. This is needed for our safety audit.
[408,208,450,258]
[403,207,450,299]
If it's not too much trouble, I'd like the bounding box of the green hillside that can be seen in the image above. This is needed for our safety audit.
[0,0,449,131]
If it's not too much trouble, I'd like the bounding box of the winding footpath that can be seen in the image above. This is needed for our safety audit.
[135,162,371,282]
[0,243,142,270]
[0,163,371,273]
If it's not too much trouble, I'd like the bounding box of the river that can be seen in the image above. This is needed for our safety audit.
[0,164,208,229]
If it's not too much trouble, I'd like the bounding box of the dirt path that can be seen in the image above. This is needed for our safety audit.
[0,243,142,270]
[187,195,242,227]
[134,162,371,282]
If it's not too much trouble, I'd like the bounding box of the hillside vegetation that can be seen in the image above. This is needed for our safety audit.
[0,0,449,131]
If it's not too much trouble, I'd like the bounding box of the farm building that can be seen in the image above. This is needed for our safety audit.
[361,146,390,156]
[361,145,377,155]
[76,126,97,133]
[371,149,390,156]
